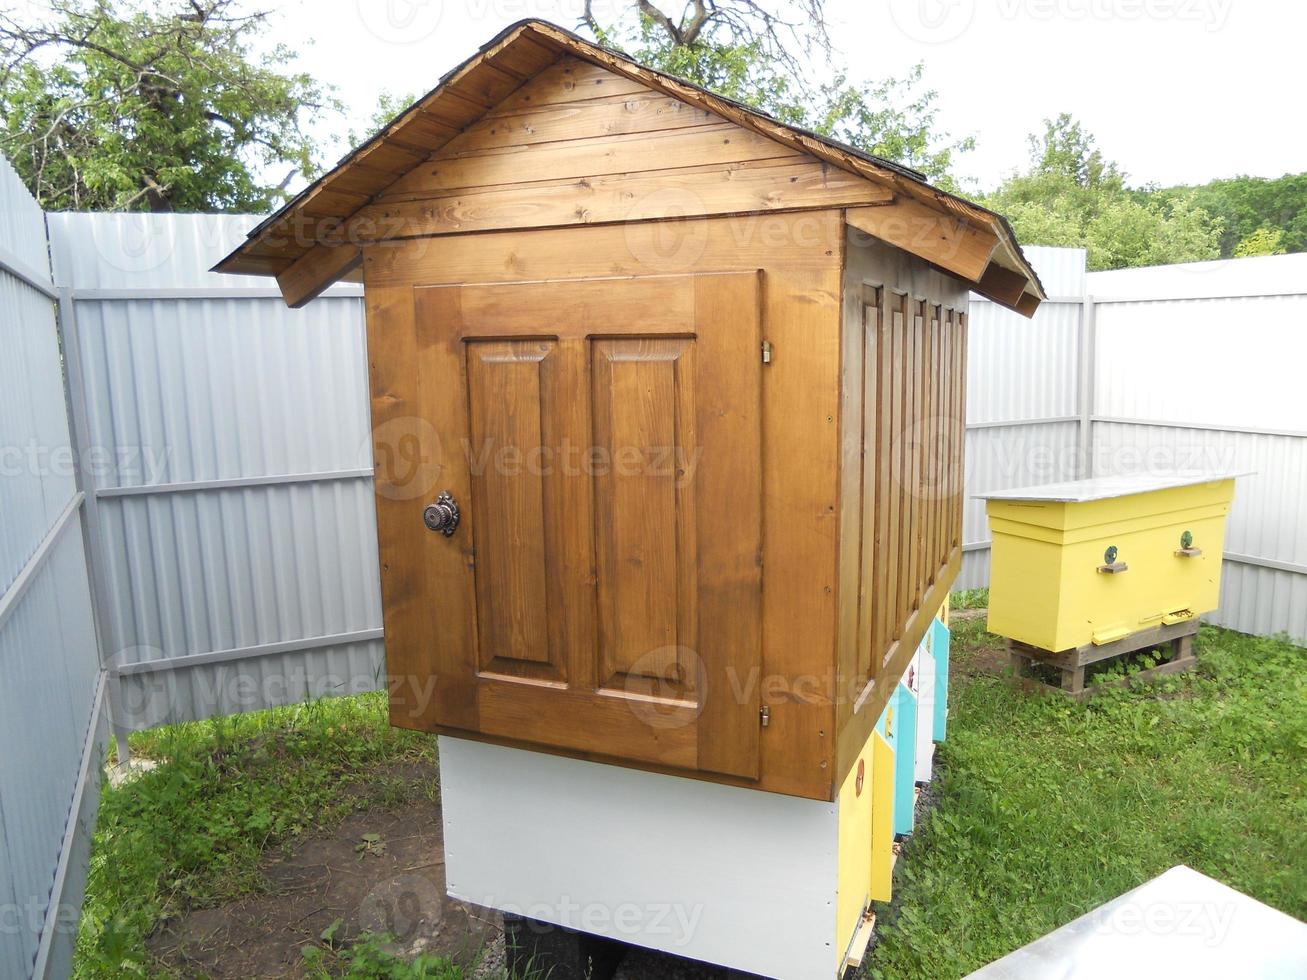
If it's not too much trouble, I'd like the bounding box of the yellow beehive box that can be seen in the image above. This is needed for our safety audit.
[981,472,1242,652]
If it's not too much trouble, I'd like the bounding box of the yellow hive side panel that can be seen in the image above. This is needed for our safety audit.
[835,735,874,969]
[869,730,895,903]
[1055,508,1228,648]
[987,481,1234,651]
[986,521,1065,649]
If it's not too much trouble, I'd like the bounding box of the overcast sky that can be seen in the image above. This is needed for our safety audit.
[266,0,1303,192]
[19,0,1300,192]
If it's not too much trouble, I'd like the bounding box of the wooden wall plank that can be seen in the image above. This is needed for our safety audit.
[379,125,803,199]
[835,225,970,789]
[487,55,651,116]
[452,93,721,152]
[350,159,890,242]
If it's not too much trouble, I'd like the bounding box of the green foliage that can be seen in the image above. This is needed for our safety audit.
[1233,225,1287,257]
[1156,173,1307,258]
[949,588,989,611]
[349,90,421,147]
[302,933,464,979]
[587,8,972,186]
[866,625,1307,978]
[0,0,334,211]
[73,693,438,977]
[985,114,1222,269]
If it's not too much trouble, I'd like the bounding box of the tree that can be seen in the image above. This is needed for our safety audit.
[0,0,334,211]
[581,1,973,187]
[1233,226,1286,257]
[986,114,1222,270]
[1155,173,1307,258]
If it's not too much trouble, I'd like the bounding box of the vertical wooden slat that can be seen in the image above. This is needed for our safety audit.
[901,301,919,631]
[940,306,950,569]
[950,308,960,553]
[913,302,929,603]
[955,312,969,552]
[930,305,944,578]
[935,307,946,574]
[874,290,894,667]
[887,297,907,645]
[857,286,880,682]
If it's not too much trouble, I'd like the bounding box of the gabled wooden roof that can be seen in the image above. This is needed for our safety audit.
[214,19,1045,316]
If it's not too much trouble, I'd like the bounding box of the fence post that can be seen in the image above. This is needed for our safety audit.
[1077,291,1097,479]
[55,285,131,767]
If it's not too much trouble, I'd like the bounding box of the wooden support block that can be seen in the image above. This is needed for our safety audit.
[843,911,877,971]
[1008,620,1200,701]
[1062,663,1085,696]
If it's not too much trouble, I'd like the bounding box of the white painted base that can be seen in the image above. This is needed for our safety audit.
[439,736,841,980]
[914,648,937,783]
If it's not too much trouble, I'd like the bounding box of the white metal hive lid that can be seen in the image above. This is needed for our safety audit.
[965,865,1307,979]
[975,469,1254,504]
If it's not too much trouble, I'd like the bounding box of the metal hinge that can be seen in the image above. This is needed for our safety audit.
[761,340,772,364]
[760,705,771,728]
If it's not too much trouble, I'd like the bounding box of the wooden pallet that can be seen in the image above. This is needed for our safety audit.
[1008,619,1199,700]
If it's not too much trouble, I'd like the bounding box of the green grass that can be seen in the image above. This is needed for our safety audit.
[74,692,441,978]
[948,587,990,611]
[866,622,1307,978]
[75,624,1306,979]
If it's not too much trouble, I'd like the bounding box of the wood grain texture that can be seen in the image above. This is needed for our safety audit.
[485,55,651,116]
[846,200,997,284]
[464,340,557,673]
[364,213,842,799]
[393,270,764,781]
[450,92,721,152]
[277,243,361,308]
[218,22,1043,319]
[834,221,971,788]
[378,125,804,199]
[350,159,889,242]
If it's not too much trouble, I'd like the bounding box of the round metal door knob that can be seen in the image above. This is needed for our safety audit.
[423,492,460,536]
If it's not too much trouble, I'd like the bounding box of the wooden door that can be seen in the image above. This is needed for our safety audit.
[405,272,763,779]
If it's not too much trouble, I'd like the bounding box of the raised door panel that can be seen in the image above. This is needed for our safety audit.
[464,339,559,677]
[591,337,699,697]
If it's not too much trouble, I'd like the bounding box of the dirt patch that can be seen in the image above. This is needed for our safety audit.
[147,764,499,978]
[948,614,1010,679]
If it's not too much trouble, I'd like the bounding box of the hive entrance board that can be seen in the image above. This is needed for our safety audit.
[381,272,764,779]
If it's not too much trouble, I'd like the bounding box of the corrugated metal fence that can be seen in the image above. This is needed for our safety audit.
[960,248,1307,644]
[45,214,385,756]
[0,160,105,980]
[36,222,1307,761]
[3,198,1304,977]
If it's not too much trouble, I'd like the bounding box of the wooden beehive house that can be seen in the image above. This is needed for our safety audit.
[216,20,1043,808]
